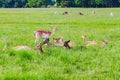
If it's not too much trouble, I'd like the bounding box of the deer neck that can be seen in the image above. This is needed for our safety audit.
[51,28,56,36]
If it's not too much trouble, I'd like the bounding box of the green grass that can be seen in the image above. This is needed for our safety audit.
[0,8,120,80]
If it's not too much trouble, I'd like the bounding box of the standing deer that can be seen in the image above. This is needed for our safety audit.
[34,27,56,43]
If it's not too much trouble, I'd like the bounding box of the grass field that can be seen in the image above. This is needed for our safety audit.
[0,8,120,80]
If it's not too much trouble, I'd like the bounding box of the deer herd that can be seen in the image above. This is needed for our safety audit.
[62,10,114,16]
[2,10,111,54]
[2,26,109,54]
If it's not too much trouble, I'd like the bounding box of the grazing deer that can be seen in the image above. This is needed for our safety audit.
[34,27,56,43]
[78,12,84,15]
[12,46,31,51]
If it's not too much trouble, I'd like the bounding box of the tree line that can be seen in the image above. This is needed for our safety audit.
[0,0,120,8]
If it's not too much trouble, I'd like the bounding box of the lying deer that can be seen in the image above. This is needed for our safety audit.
[78,12,84,15]
[34,27,56,43]
[92,10,96,15]
[53,37,75,47]
[63,11,68,15]
[2,45,31,52]
[2,43,44,54]
[82,35,108,47]
[12,46,31,51]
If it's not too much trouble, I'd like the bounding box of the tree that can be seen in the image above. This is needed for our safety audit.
[28,0,52,7]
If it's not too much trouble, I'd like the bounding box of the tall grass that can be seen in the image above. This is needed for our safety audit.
[0,8,120,80]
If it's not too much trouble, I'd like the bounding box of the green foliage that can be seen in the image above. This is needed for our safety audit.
[4,73,38,80]
[27,0,52,7]
[0,0,120,7]
[18,51,32,60]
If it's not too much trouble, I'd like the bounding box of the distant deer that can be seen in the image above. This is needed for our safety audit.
[78,12,84,15]
[110,12,113,16]
[34,27,56,43]
[63,11,68,15]
[92,10,96,15]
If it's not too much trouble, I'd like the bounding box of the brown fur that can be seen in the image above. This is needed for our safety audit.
[34,43,43,54]
[53,37,75,47]
[63,11,68,15]
[34,27,56,43]
[78,12,84,15]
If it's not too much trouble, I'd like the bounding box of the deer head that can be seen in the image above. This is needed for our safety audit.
[34,43,43,54]
[82,35,88,42]
[51,27,56,36]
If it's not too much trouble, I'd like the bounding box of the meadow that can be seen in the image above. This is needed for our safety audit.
[0,8,120,80]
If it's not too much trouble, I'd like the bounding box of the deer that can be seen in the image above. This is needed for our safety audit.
[110,12,113,16]
[78,12,84,15]
[34,27,56,43]
[92,10,96,15]
[12,46,31,51]
[101,40,108,46]
[34,43,44,54]
[63,11,68,15]
[2,45,32,52]
[53,37,64,46]
[82,35,108,47]
[53,37,75,47]
[82,35,97,46]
